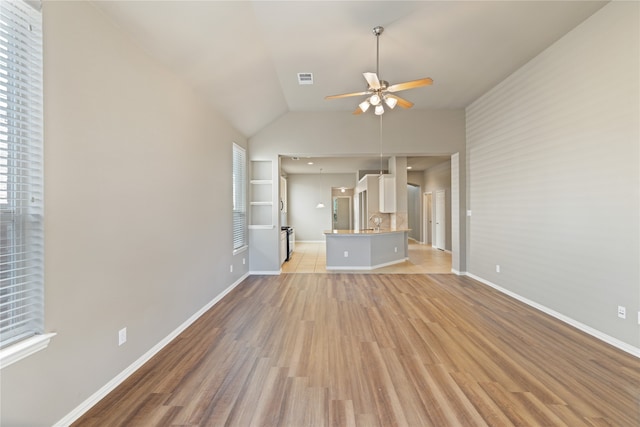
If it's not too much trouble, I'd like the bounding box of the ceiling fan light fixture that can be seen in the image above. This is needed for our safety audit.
[324,25,432,115]
[384,96,397,109]
[359,100,371,113]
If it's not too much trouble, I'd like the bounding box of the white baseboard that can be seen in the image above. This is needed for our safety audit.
[249,270,281,275]
[465,272,640,359]
[54,272,250,427]
[326,257,409,271]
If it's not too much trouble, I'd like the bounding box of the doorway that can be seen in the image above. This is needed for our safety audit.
[407,184,421,241]
[332,196,352,230]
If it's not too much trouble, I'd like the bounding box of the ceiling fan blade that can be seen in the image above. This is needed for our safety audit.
[352,106,364,115]
[325,91,370,100]
[387,77,433,93]
[387,94,414,109]
[363,72,381,90]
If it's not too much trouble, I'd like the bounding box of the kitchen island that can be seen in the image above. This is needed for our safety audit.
[324,229,409,270]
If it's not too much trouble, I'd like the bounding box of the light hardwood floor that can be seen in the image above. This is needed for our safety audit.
[74,273,639,426]
[282,241,452,274]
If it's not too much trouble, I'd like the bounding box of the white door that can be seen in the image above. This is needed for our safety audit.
[423,192,432,244]
[435,190,445,250]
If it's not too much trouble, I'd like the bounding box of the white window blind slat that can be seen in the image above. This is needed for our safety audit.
[0,0,43,350]
[232,143,247,251]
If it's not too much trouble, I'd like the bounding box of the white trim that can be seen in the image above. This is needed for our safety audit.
[326,257,408,271]
[249,270,281,275]
[451,269,466,276]
[296,240,325,243]
[465,272,640,359]
[0,333,57,370]
[54,273,249,427]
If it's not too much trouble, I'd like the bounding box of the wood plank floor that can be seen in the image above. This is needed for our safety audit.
[74,274,640,426]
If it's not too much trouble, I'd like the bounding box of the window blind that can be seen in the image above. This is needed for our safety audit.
[232,143,246,251]
[0,0,44,349]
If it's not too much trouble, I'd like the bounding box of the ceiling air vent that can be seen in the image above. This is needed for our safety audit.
[297,73,313,85]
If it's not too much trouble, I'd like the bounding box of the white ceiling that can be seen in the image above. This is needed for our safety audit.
[90,0,607,173]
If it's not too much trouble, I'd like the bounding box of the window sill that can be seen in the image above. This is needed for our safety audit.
[233,245,248,256]
[0,333,56,370]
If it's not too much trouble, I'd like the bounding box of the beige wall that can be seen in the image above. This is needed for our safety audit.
[289,173,357,241]
[0,2,248,425]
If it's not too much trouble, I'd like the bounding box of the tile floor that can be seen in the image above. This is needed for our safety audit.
[281,240,452,274]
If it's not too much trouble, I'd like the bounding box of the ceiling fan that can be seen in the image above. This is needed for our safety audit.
[325,26,433,115]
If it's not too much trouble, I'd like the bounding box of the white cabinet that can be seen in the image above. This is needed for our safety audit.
[379,175,396,213]
[279,176,287,213]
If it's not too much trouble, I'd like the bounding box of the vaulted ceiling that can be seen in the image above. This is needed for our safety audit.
[91,1,607,140]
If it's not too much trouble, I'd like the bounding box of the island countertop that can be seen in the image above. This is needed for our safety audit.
[324,228,410,235]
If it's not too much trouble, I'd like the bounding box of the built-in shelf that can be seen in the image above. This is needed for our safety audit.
[251,161,272,181]
[250,160,274,227]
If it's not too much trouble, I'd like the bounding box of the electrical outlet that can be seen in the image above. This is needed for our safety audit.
[637,311,640,325]
[230,264,233,273]
[242,258,246,265]
[394,247,398,253]
[496,265,501,273]
[118,328,127,346]
[617,306,626,319]
[344,251,349,258]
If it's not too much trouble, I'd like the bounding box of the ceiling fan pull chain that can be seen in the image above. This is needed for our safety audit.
[379,114,383,175]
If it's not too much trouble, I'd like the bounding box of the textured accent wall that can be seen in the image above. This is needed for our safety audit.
[466,2,639,347]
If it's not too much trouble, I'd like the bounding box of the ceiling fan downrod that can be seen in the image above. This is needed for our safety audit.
[373,26,383,78]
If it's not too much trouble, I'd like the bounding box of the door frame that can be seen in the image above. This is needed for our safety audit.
[434,189,446,250]
[423,192,432,245]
